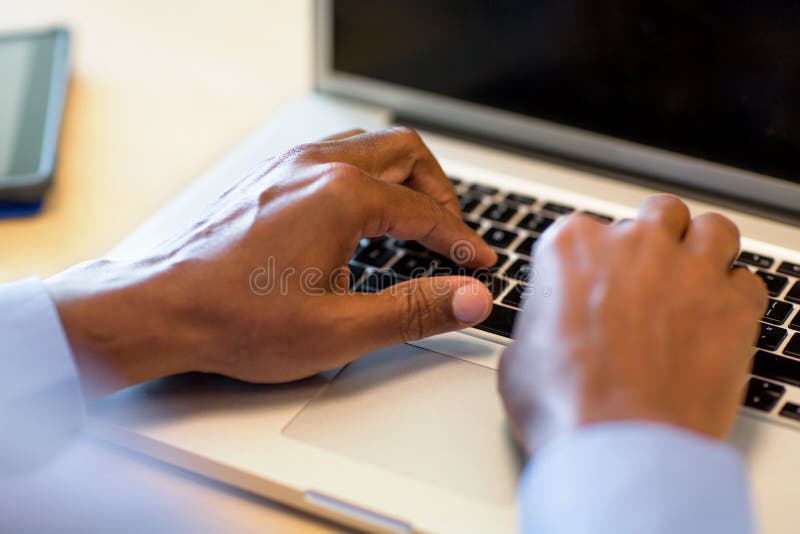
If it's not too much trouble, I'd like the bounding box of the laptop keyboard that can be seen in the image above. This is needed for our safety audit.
[348,176,800,428]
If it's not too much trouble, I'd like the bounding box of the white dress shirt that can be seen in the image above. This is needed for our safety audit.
[0,277,756,533]
[0,277,84,470]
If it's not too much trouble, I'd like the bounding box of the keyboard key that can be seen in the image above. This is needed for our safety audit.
[432,254,504,277]
[515,236,538,257]
[778,261,800,278]
[738,251,774,269]
[394,240,426,252]
[492,252,509,270]
[756,271,789,297]
[481,203,517,223]
[469,183,499,196]
[355,244,395,268]
[475,304,517,338]
[791,310,800,331]
[471,271,510,299]
[517,213,555,233]
[348,263,365,289]
[449,176,462,186]
[779,402,800,423]
[541,202,574,215]
[757,323,787,351]
[368,235,389,246]
[784,333,800,358]
[431,255,473,276]
[505,192,536,205]
[464,219,481,231]
[483,227,519,249]
[502,283,529,308]
[752,350,800,388]
[358,271,403,292]
[391,254,434,278]
[458,195,481,214]
[763,299,794,325]
[505,259,533,281]
[583,211,614,224]
[785,281,800,304]
[743,377,785,412]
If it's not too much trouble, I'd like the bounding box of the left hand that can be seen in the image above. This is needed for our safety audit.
[48,127,497,399]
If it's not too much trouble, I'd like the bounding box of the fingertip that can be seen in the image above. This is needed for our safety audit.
[452,279,493,324]
[477,244,499,268]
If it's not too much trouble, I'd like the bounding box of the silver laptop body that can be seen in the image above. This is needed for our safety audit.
[88,2,800,532]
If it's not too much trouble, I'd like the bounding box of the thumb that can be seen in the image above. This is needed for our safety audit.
[351,276,493,346]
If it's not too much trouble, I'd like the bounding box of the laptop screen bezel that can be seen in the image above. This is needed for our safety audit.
[314,0,800,216]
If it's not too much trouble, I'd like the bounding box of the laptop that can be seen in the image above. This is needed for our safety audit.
[87,2,800,532]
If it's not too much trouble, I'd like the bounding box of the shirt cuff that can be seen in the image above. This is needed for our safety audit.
[0,277,84,470]
[518,421,756,534]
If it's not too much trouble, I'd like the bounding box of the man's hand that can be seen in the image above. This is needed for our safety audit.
[499,195,768,452]
[48,127,496,399]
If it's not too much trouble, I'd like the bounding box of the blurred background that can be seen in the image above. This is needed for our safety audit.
[0,0,311,282]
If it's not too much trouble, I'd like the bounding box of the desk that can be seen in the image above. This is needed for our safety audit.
[0,1,344,531]
[0,0,312,283]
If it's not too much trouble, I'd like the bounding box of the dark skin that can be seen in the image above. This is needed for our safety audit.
[499,195,768,451]
[46,128,767,451]
[47,128,496,400]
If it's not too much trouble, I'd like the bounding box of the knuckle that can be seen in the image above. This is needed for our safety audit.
[318,163,365,197]
[697,212,741,239]
[390,126,426,156]
[398,287,439,341]
[553,213,582,236]
[647,193,689,212]
[422,190,446,217]
[281,142,322,162]
[390,125,422,144]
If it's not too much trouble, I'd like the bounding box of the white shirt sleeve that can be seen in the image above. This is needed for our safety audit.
[0,279,211,532]
[518,421,756,534]
[0,277,84,469]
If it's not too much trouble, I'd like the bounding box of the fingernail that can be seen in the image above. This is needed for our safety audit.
[452,281,491,323]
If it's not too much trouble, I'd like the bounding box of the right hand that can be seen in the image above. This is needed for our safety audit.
[499,195,768,452]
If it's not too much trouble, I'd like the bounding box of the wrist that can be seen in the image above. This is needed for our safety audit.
[46,258,195,400]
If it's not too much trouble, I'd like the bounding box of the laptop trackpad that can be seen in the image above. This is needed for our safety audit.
[282,343,522,505]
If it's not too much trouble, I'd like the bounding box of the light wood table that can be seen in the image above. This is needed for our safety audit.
[0,1,345,531]
[0,0,313,283]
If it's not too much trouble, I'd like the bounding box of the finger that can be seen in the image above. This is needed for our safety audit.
[343,277,493,348]
[683,212,741,269]
[538,211,605,249]
[318,128,366,142]
[351,173,497,268]
[730,266,769,315]
[310,126,462,216]
[730,267,769,357]
[635,194,691,239]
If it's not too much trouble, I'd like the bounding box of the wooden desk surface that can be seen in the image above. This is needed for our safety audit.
[0,1,345,531]
[0,0,313,283]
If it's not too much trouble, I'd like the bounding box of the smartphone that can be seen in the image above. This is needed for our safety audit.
[0,27,69,206]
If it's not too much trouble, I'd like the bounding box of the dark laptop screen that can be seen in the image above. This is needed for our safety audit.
[333,1,800,184]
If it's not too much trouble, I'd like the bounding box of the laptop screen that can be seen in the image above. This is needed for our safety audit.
[332,1,800,186]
